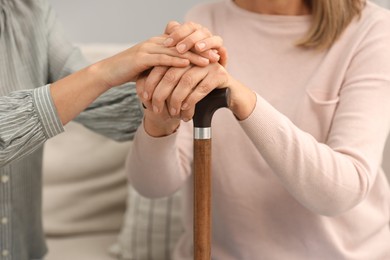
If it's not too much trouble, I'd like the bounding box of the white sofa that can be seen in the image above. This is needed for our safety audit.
[42,43,390,260]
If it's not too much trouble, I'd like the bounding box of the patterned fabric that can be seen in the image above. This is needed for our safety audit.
[0,0,142,259]
[109,185,183,260]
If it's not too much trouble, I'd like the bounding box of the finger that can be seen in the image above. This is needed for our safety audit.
[145,44,210,67]
[164,21,181,35]
[193,35,224,63]
[143,66,169,102]
[165,94,181,120]
[196,49,221,63]
[180,66,228,120]
[151,66,192,114]
[174,27,212,53]
[168,66,209,117]
[142,53,191,69]
[175,49,210,66]
[163,21,202,49]
[152,36,219,66]
[217,46,228,67]
[193,35,223,53]
[136,76,145,100]
[136,76,153,110]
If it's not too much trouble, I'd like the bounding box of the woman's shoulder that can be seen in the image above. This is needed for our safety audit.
[340,1,390,49]
[360,1,390,28]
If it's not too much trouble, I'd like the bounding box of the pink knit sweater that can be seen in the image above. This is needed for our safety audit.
[128,1,390,259]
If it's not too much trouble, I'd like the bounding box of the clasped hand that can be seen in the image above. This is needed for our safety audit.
[136,21,256,137]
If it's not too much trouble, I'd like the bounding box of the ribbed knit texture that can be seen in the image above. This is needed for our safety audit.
[0,0,142,259]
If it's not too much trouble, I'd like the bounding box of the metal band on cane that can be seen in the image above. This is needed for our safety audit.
[194,127,211,140]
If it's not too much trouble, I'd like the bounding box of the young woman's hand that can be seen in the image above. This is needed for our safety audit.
[92,35,211,89]
[164,21,228,67]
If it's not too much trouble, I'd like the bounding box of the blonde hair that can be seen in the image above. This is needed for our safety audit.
[298,0,365,50]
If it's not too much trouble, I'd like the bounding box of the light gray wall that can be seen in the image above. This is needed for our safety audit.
[49,0,390,44]
[374,0,390,8]
[49,0,213,44]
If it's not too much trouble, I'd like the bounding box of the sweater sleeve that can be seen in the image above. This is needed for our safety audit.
[128,120,193,198]
[74,83,143,141]
[0,85,64,167]
[239,20,390,216]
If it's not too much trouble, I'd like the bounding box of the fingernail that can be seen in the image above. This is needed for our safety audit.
[210,51,220,61]
[153,105,159,113]
[170,107,177,115]
[197,42,206,50]
[200,57,210,64]
[182,117,190,122]
[177,43,186,53]
[143,91,148,100]
[164,38,174,46]
[181,103,189,110]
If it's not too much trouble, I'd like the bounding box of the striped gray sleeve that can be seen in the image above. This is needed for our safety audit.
[0,84,64,167]
[74,83,143,142]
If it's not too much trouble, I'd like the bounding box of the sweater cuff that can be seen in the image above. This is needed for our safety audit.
[239,93,286,144]
[135,120,179,154]
[33,84,64,138]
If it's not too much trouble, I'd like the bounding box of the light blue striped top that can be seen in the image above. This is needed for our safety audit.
[0,0,142,259]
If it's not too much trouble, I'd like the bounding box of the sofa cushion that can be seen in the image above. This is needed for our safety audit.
[43,122,132,235]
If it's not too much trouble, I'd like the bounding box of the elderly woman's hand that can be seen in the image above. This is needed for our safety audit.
[164,21,228,67]
[137,61,257,137]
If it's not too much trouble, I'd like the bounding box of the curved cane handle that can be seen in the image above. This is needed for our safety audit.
[193,88,228,140]
[193,88,229,128]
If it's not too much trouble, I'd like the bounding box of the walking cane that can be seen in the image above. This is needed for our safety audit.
[193,88,228,260]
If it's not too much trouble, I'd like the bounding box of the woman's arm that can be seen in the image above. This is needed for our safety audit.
[131,40,390,215]
[0,5,225,166]
[0,86,62,167]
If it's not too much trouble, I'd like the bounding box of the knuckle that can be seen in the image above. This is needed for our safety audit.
[169,95,181,107]
[153,66,168,77]
[187,21,198,30]
[152,95,165,105]
[217,68,228,78]
[181,74,193,87]
[197,83,211,95]
[185,36,197,46]
[162,70,177,84]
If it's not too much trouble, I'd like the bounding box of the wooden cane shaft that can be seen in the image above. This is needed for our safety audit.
[194,139,212,260]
